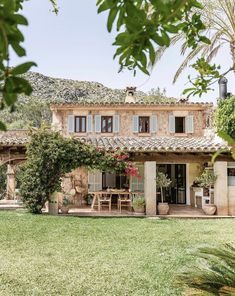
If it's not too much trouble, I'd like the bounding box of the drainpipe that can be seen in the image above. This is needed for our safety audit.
[218,77,228,99]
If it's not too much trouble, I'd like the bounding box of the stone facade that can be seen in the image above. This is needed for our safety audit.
[51,103,211,138]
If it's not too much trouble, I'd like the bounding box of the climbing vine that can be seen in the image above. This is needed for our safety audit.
[19,128,140,213]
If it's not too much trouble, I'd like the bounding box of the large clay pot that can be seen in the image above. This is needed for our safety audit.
[48,192,63,215]
[157,202,169,215]
[133,205,145,214]
[202,204,217,215]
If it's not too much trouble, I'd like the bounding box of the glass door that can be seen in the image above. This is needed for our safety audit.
[175,164,186,204]
[156,164,186,204]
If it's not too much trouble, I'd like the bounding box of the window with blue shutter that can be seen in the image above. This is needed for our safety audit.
[87,115,93,132]
[113,115,120,133]
[169,115,175,133]
[150,115,157,133]
[95,115,101,133]
[186,115,194,133]
[132,115,139,133]
[67,115,75,133]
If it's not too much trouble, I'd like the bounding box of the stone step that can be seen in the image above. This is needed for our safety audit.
[0,199,23,205]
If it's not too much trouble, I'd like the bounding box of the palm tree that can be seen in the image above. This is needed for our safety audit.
[153,0,235,83]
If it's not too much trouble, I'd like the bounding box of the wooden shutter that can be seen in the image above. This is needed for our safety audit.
[169,115,175,133]
[186,115,194,133]
[113,115,120,133]
[67,115,75,133]
[88,170,102,191]
[95,115,101,133]
[132,115,139,133]
[87,115,93,132]
[150,115,157,133]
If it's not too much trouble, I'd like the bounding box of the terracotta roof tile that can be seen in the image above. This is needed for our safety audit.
[0,131,228,153]
[81,136,228,153]
[0,130,28,146]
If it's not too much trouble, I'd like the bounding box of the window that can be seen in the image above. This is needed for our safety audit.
[228,162,235,186]
[175,117,185,133]
[101,116,113,133]
[130,163,144,191]
[139,116,150,133]
[75,116,86,133]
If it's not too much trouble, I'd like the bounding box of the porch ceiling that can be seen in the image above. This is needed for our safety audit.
[82,136,228,153]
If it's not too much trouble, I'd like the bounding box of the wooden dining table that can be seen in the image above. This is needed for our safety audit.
[90,190,133,210]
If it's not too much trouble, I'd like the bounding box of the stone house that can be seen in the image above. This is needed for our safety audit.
[0,89,235,215]
[49,89,235,216]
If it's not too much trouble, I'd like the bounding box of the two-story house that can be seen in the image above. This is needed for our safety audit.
[49,88,235,216]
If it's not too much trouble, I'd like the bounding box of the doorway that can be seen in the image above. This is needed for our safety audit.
[156,164,186,204]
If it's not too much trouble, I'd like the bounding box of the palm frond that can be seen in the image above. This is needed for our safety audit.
[207,44,222,62]
[177,244,235,295]
[151,32,185,69]
[173,45,205,83]
[201,30,225,58]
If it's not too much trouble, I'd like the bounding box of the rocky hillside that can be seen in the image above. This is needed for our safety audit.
[20,72,146,104]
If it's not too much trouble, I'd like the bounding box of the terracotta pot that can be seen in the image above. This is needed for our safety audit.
[192,187,203,193]
[202,204,217,215]
[133,206,145,214]
[157,202,169,215]
[48,192,63,215]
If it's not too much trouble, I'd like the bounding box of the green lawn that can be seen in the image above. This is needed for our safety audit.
[0,211,234,296]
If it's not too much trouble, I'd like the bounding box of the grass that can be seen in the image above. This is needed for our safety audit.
[0,211,234,296]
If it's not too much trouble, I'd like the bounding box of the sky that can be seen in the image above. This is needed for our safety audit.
[11,0,235,103]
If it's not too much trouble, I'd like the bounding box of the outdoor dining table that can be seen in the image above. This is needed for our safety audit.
[90,190,132,210]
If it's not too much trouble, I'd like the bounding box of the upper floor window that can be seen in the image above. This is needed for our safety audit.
[175,117,185,133]
[101,116,113,133]
[139,116,150,133]
[75,116,86,133]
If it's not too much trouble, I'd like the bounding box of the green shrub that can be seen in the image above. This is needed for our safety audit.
[215,96,235,140]
[19,128,138,214]
[132,196,145,208]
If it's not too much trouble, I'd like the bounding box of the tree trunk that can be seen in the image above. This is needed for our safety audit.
[160,187,164,203]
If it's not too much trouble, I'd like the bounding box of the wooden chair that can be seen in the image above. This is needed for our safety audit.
[98,192,112,211]
[117,193,132,213]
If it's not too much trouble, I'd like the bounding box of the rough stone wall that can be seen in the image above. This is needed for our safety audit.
[56,107,209,138]
[61,167,88,205]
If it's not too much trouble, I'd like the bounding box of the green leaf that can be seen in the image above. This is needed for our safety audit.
[107,7,118,32]
[164,24,179,34]
[217,131,235,146]
[161,30,170,47]
[0,121,7,131]
[10,41,26,57]
[11,62,37,75]
[151,34,165,47]
[200,36,211,45]
[97,1,112,13]
[11,76,33,95]
[11,14,28,25]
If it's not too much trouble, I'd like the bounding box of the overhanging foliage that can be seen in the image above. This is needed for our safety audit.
[19,128,138,214]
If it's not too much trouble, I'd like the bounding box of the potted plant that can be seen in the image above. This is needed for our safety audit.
[60,196,72,214]
[194,169,217,215]
[84,193,93,205]
[156,172,172,215]
[132,196,145,213]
